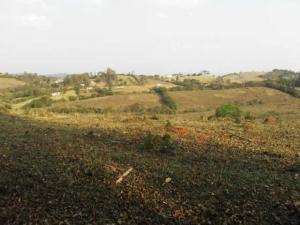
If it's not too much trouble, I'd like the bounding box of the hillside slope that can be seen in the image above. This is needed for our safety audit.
[53,87,299,113]
[0,77,25,90]
[221,72,265,84]
[170,87,298,111]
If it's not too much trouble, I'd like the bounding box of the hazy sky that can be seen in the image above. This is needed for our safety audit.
[0,0,299,75]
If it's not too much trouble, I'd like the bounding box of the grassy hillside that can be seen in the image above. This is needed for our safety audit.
[1,82,299,224]
[170,87,297,112]
[170,75,216,84]
[0,99,299,224]
[0,77,25,90]
[112,79,177,94]
[222,72,265,84]
[54,92,161,111]
[51,87,298,114]
[263,69,300,81]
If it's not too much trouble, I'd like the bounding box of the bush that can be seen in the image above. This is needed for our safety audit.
[95,88,114,97]
[13,86,51,98]
[260,111,281,122]
[0,104,9,113]
[165,120,172,130]
[153,87,177,112]
[23,96,53,109]
[171,79,205,91]
[50,106,104,114]
[139,133,177,155]
[215,104,241,121]
[149,115,159,120]
[68,96,78,101]
[245,99,263,106]
[243,111,255,120]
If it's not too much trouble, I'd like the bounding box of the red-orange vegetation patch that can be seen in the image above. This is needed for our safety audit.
[166,126,189,137]
[264,116,278,125]
[197,132,211,144]
[173,209,185,219]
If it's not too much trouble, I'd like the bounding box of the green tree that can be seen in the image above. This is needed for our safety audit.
[102,68,117,88]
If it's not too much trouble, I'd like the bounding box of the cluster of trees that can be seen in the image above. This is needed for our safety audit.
[153,87,177,112]
[63,73,90,86]
[172,70,210,77]
[92,68,117,88]
[171,79,205,91]
[168,69,300,98]
[263,70,300,97]
[1,74,55,100]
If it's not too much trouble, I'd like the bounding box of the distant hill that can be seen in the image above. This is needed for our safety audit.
[52,87,296,113]
[0,77,25,90]
[166,74,216,84]
[221,72,266,84]
[263,69,300,81]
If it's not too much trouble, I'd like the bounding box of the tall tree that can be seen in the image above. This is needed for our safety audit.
[102,68,117,88]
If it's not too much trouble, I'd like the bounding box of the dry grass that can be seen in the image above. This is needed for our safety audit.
[222,72,266,83]
[112,79,177,94]
[1,86,299,224]
[169,87,298,112]
[166,75,217,84]
[52,87,300,114]
[0,77,25,90]
[58,92,160,110]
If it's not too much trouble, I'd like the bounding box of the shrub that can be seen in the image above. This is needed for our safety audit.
[243,111,255,121]
[12,86,51,98]
[23,96,53,109]
[216,104,241,118]
[264,80,300,98]
[78,95,94,100]
[68,96,78,101]
[0,104,9,113]
[171,79,205,91]
[260,111,281,122]
[159,134,177,154]
[153,87,177,112]
[74,85,80,95]
[149,115,159,120]
[165,120,172,130]
[245,99,263,106]
[50,106,104,114]
[95,88,114,97]
[2,103,12,110]
[215,104,241,122]
[139,132,177,155]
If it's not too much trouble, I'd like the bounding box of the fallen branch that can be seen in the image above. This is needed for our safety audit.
[116,167,133,184]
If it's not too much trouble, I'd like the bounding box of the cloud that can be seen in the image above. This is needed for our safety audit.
[18,0,48,11]
[157,12,169,19]
[20,14,50,29]
[90,0,104,6]
[14,0,52,29]
[156,0,205,9]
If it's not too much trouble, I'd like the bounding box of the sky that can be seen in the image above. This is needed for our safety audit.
[0,0,299,75]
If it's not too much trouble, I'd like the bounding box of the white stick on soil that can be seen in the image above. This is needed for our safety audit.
[116,167,133,184]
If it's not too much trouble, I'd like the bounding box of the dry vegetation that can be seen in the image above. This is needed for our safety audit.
[170,87,297,112]
[57,93,160,111]
[0,74,299,225]
[222,72,266,84]
[0,77,25,90]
